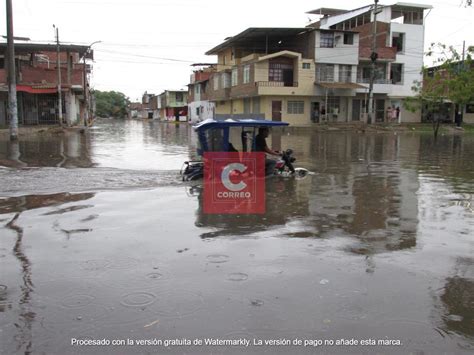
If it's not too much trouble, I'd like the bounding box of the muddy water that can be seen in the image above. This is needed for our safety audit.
[0,119,473,354]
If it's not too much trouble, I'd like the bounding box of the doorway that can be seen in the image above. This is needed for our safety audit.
[352,99,361,121]
[272,101,282,121]
[311,102,320,123]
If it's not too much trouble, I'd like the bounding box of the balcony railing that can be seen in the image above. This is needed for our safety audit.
[256,81,298,87]
[357,77,393,85]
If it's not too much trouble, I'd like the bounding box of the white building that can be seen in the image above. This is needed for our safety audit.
[308,2,432,123]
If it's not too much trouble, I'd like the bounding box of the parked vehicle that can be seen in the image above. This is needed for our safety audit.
[180,118,309,181]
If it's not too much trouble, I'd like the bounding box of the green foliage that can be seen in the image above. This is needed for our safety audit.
[93,90,130,118]
[405,43,474,137]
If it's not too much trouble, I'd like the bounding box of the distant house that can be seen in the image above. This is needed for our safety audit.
[158,90,188,121]
[422,63,474,125]
[0,42,93,126]
[187,66,216,123]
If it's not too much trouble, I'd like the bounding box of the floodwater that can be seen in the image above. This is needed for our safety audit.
[0,119,473,354]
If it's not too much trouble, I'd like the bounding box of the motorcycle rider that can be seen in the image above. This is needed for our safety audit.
[254,127,281,175]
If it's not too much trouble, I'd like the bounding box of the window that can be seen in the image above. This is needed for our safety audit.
[243,98,251,114]
[390,63,403,84]
[176,92,183,102]
[392,33,404,52]
[339,65,352,82]
[287,101,304,114]
[343,33,354,45]
[221,72,230,88]
[466,104,474,114]
[252,97,260,114]
[194,85,200,95]
[327,97,340,116]
[231,68,238,86]
[196,107,200,116]
[302,63,311,69]
[213,74,219,90]
[320,32,334,48]
[316,64,334,82]
[243,65,250,84]
[269,58,294,86]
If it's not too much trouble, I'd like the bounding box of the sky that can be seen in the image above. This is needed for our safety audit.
[1,0,473,102]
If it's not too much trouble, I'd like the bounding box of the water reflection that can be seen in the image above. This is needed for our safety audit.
[5,213,35,353]
[439,258,474,339]
[0,192,95,214]
[193,177,312,239]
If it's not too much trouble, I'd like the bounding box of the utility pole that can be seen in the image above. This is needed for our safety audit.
[82,41,100,127]
[367,0,379,125]
[458,40,466,127]
[54,25,63,127]
[6,0,18,141]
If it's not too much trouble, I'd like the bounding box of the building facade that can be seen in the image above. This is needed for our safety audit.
[202,2,431,125]
[158,90,188,121]
[0,43,93,127]
[187,67,215,123]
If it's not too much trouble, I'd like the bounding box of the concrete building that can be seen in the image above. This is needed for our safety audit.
[158,90,188,121]
[203,2,431,125]
[308,2,432,123]
[187,66,215,123]
[0,43,93,127]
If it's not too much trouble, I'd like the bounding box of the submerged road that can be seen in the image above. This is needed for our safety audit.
[0,119,473,354]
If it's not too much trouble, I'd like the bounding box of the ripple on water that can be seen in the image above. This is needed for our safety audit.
[150,289,205,318]
[106,257,140,270]
[120,291,157,308]
[61,294,96,309]
[206,254,230,264]
[79,259,112,271]
[227,273,248,282]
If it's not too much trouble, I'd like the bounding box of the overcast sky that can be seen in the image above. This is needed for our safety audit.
[1,0,473,101]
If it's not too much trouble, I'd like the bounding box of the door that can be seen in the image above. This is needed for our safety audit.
[311,102,320,123]
[352,99,361,121]
[283,70,294,87]
[272,101,282,121]
[375,99,385,122]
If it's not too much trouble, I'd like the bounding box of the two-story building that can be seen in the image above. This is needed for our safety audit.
[0,42,93,127]
[187,66,215,123]
[158,90,188,121]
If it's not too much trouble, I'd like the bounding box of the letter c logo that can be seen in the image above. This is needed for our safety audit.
[221,163,247,191]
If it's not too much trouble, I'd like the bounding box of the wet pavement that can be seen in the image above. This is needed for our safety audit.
[0,119,473,354]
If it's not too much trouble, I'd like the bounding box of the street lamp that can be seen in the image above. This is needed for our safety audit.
[83,41,101,127]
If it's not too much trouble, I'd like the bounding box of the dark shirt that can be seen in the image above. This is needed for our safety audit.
[254,134,267,152]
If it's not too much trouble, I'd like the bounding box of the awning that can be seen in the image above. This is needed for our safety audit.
[316,82,367,89]
[17,85,57,94]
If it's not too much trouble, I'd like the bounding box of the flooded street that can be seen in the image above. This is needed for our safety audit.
[1,119,473,354]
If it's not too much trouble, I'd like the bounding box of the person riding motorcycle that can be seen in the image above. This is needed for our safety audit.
[253,127,281,175]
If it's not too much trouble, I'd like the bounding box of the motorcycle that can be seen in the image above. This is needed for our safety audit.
[181,148,308,181]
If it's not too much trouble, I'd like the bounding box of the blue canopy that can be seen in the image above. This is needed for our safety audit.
[193,118,289,131]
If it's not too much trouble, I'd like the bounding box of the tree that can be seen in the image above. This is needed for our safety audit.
[93,90,130,118]
[405,43,474,138]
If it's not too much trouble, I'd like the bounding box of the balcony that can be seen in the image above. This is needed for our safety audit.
[256,81,298,88]
[359,47,397,61]
[357,77,392,85]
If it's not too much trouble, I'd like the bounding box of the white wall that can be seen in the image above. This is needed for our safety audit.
[188,100,215,123]
[389,23,424,98]
[315,31,359,65]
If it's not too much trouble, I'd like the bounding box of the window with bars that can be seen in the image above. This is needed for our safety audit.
[316,64,334,82]
[327,97,340,116]
[287,101,304,114]
[221,72,230,88]
[339,65,352,82]
[320,32,334,48]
